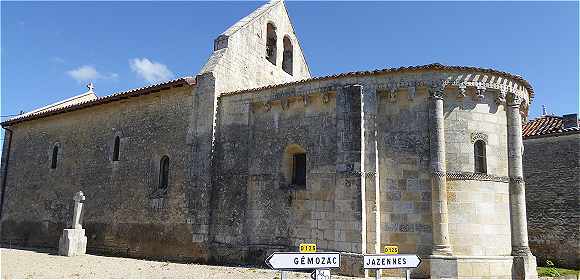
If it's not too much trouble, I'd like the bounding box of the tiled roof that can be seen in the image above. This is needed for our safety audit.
[523,115,580,138]
[220,63,534,98]
[1,77,196,127]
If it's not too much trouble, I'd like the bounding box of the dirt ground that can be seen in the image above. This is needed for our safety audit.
[1,248,371,279]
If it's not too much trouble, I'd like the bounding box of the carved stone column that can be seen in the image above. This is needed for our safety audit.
[428,82,453,256]
[506,93,531,255]
[506,92,537,279]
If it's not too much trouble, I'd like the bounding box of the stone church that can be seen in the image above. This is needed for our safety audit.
[0,1,538,278]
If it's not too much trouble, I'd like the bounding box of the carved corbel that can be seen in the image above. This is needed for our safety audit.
[495,87,507,105]
[281,98,289,110]
[407,86,416,101]
[303,94,309,105]
[322,92,329,104]
[475,83,486,101]
[388,85,398,103]
[457,83,467,99]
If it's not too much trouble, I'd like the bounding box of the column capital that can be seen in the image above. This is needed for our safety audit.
[506,92,524,108]
[428,80,447,100]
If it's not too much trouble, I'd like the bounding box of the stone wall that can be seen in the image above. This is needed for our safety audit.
[0,86,204,261]
[444,95,511,257]
[523,133,580,269]
[376,89,433,257]
[212,85,365,265]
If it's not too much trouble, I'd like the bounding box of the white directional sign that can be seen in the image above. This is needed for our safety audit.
[363,254,421,269]
[266,252,341,270]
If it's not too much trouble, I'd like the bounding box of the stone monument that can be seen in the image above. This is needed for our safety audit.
[58,191,87,256]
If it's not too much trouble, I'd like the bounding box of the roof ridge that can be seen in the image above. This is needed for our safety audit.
[22,91,97,117]
[2,76,196,126]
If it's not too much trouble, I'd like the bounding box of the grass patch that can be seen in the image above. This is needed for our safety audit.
[537,266,579,277]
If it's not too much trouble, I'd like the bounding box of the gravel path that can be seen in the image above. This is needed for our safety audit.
[1,248,370,279]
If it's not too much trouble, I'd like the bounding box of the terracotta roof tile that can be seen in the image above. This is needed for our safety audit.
[220,63,534,98]
[523,115,580,138]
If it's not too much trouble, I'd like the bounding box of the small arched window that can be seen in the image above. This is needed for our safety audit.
[292,152,306,186]
[283,145,307,188]
[474,140,487,174]
[266,22,277,65]
[112,136,120,162]
[282,36,293,75]
[51,145,59,169]
[159,156,170,189]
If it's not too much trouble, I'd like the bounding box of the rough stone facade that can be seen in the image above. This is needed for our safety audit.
[1,1,540,279]
[523,117,579,269]
[1,84,199,260]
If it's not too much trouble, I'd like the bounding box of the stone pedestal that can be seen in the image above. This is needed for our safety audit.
[58,228,87,256]
[428,255,459,279]
[513,255,538,279]
[426,255,517,279]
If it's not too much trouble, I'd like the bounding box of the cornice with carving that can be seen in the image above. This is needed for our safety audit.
[244,71,530,113]
[446,171,510,183]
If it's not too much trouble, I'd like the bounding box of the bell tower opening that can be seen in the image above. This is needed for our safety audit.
[266,22,277,65]
[282,36,293,75]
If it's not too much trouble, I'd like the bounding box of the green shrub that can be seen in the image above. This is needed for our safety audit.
[542,260,561,277]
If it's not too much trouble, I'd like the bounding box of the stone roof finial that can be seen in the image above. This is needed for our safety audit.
[86,82,95,93]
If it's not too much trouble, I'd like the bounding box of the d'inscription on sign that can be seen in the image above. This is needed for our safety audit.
[384,245,399,255]
[300,243,317,253]
[266,252,340,270]
[363,254,421,269]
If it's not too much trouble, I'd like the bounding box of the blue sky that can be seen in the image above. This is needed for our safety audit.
[1,1,578,122]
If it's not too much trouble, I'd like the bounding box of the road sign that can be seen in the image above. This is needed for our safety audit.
[383,245,399,255]
[266,252,340,270]
[363,254,421,269]
[300,243,317,253]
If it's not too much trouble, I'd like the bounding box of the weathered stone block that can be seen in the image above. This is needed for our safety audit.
[58,228,87,257]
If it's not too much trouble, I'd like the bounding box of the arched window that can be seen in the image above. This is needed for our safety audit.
[266,22,277,65]
[282,36,293,75]
[292,152,306,186]
[283,145,306,188]
[159,156,169,189]
[51,145,59,169]
[474,140,487,174]
[112,136,120,162]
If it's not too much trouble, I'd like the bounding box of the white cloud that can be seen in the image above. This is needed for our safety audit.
[66,65,118,83]
[129,58,174,84]
[67,65,99,82]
